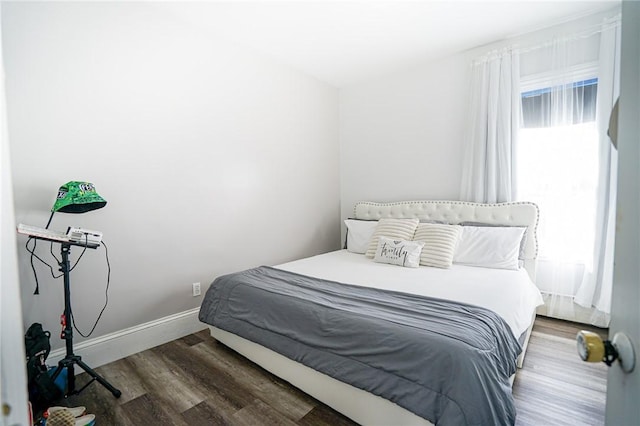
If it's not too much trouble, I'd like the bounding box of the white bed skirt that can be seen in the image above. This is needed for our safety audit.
[209,323,526,426]
[209,326,433,426]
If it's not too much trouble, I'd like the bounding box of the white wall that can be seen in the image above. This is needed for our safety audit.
[339,53,469,220]
[3,2,340,351]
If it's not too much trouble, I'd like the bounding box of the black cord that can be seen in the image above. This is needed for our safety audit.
[44,212,54,229]
[68,238,88,272]
[26,236,87,276]
[27,214,90,293]
[26,237,63,286]
[49,240,60,264]
[29,212,57,294]
[70,239,111,338]
[28,237,41,295]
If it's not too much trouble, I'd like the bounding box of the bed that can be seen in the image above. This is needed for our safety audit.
[199,200,543,426]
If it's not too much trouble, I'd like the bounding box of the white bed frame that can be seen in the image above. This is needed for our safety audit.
[208,200,539,426]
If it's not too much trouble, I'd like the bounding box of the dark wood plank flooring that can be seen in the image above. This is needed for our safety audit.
[54,316,607,425]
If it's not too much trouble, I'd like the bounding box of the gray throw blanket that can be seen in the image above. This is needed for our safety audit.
[199,266,521,425]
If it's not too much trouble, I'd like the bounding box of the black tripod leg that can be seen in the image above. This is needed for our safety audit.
[75,359,122,398]
[51,357,77,395]
[67,360,76,395]
[56,243,121,399]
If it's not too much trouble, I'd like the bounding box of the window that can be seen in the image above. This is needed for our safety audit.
[517,76,599,293]
[521,78,598,127]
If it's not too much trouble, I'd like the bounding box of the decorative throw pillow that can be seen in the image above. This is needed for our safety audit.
[453,226,526,270]
[365,218,420,258]
[344,219,378,254]
[373,236,425,268]
[412,223,462,268]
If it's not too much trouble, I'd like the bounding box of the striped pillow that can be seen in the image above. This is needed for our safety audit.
[413,223,462,268]
[365,218,420,258]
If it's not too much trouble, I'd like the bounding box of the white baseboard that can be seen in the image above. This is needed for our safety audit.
[48,307,207,372]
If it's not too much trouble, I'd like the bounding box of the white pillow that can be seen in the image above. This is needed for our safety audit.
[459,221,528,259]
[453,226,526,270]
[344,219,378,254]
[413,223,462,268]
[366,218,420,258]
[374,236,424,268]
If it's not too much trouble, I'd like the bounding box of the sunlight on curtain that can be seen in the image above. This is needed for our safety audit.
[517,16,620,327]
[518,122,598,266]
[573,17,620,326]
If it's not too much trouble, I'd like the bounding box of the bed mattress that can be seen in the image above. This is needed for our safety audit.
[200,250,544,425]
[275,249,543,338]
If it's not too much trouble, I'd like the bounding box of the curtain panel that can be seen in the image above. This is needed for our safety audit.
[460,48,520,204]
[573,16,620,326]
[531,19,619,328]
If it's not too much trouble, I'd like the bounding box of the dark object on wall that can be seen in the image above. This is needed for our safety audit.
[608,97,619,148]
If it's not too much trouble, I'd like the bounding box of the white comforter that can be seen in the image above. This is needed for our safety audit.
[276,249,544,338]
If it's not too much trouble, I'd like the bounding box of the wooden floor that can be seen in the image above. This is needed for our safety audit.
[512,317,608,426]
[55,316,607,425]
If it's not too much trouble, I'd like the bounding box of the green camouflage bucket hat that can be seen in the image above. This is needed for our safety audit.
[52,181,107,213]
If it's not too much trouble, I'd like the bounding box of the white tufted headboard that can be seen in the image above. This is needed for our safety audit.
[354,200,539,281]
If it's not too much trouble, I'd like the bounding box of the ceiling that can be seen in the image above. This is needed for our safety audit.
[161,1,620,87]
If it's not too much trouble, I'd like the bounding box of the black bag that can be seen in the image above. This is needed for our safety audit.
[25,323,63,408]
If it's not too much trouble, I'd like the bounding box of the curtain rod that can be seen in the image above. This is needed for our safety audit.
[472,13,620,63]
[516,14,621,55]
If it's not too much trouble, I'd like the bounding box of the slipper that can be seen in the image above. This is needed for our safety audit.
[43,410,74,426]
[46,406,86,418]
[74,414,95,426]
[43,410,94,426]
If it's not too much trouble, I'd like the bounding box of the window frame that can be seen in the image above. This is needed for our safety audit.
[520,61,599,94]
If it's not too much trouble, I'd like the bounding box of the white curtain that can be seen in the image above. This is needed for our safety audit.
[460,48,520,203]
[518,17,620,327]
[573,17,620,326]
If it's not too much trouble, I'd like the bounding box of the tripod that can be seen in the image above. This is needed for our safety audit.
[50,242,121,398]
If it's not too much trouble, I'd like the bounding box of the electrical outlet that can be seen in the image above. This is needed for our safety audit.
[192,282,201,297]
